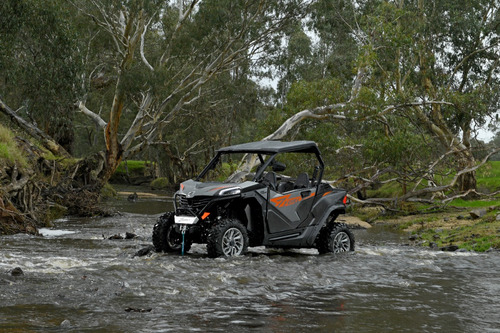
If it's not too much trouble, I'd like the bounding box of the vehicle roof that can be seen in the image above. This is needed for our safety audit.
[217,140,320,154]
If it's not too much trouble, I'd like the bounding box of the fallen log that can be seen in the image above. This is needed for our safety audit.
[0,97,70,158]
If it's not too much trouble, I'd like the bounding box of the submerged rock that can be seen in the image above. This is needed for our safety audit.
[10,267,24,276]
[108,234,124,240]
[125,232,137,239]
[408,234,419,241]
[127,192,138,201]
[125,307,152,313]
[134,245,154,257]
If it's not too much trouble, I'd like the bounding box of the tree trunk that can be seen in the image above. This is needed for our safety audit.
[0,97,70,158]
[102,86,125,182]
[457,171,477,192]
[456,153,477,192]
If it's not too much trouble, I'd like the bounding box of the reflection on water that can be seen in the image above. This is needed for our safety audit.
[1,194,499,332]
[103,184,174,215]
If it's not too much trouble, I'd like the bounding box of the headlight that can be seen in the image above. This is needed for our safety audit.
[219,187,241,196]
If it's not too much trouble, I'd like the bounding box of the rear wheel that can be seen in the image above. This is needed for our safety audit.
[152,212,192,253]
[207,219,249,258]
[316,222,355,254]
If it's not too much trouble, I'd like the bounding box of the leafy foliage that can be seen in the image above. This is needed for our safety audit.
[0,0,499,195]
[0,0,83,152]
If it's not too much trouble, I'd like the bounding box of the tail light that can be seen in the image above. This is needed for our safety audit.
[342,195,348,204]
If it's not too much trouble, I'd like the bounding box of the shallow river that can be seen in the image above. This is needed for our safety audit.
[1,192,499,332]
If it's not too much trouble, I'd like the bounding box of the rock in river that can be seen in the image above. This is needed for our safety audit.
[10,267,24,276]
[134,245,154,257]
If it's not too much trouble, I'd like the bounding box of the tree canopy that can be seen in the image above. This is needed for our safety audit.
[1,0,499,205]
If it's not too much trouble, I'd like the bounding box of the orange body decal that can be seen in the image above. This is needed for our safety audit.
[208,186,231,191]
[271,192,315,208]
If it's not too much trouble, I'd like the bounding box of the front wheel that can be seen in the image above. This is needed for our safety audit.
[316,222,355,254]
[207,219,249,258]
[152,212,192,253]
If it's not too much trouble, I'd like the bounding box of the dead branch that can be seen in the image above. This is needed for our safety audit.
[3,165,31,193]
[442,188,500,204]
[77,101,107,129]
[0,97,70,158]
[348,147,500,208]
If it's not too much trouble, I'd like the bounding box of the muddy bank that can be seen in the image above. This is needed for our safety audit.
[0,137,110,236]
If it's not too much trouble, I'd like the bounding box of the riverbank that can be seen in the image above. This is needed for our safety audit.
[0,125,109,235]
[353,206,500,252]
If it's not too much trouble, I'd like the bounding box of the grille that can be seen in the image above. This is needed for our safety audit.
[177,195,212,214]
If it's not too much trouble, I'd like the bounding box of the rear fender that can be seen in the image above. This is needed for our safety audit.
[304,203,345,245]
[265,203,345,248]
[311,190,346,218]
[315,204,345,226]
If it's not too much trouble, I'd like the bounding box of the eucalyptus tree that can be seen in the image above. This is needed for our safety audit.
[0,0,82,153]
[263,0,500,194]
[72,0,309,183]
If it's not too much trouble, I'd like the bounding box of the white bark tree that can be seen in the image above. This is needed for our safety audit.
[73,0,309,182]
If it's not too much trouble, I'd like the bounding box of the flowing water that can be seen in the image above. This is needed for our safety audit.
[1,189,499,332]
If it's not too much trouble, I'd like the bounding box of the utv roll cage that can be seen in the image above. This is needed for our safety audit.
[196,140,325,185]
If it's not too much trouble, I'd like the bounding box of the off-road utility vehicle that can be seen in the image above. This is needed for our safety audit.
[152,140,354,257]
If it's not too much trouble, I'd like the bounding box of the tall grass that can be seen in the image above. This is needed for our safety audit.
[0,124,27,167]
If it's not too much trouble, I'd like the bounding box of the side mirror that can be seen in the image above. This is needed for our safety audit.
[272,161,286,172]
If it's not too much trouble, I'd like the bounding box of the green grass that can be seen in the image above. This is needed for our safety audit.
[397,216,441,230]
[151,177,170,189]
[0,124,28,167]
[449,198,500,208]
[0,143,9,158]
[366,181,404,198]
[476,161,500,192]
[114,160,151,177]
[417,217,500,252]
[100,183,117,198]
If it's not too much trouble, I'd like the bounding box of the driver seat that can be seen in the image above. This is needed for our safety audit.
[294,172,309,189]
[262,172,277,191]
